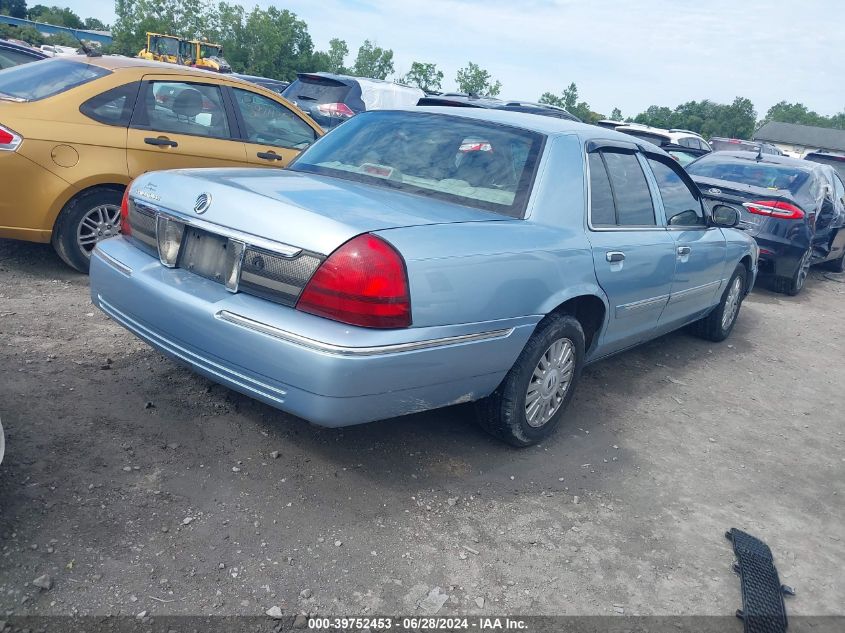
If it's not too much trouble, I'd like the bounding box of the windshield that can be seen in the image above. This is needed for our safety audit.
[151,36,179,56]
[0,58,109,102]
[290,111,544,218]
[687,155,811,194]
[200,43,222,58]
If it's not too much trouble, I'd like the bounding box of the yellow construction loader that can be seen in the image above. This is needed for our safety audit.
[137,33,194,65]
[190,39,232,73]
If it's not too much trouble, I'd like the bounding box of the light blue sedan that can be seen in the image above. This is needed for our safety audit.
[90,108,757,446]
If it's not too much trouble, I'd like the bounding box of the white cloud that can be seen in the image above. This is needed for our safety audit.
[61,0,844,117]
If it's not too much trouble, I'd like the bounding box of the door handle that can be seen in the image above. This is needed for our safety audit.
[677,246,692,256]
[606,251,625,263]
[144,136,178,148]
[256,151,284,161]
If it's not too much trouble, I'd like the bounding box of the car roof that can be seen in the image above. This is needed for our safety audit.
[0,39,47,57]
[31,55,270,89]
[702,150,818,171]
[399,105,668,150]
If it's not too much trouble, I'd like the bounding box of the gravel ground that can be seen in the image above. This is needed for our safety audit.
[0,239,843,620]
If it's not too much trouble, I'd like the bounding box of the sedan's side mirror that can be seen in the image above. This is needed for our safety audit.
[711,204,740,228]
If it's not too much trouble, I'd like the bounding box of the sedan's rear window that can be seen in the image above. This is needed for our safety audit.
[290,111,544,217]
[282,77,351,106]
[0,58,109,102]
[687,155,810,194]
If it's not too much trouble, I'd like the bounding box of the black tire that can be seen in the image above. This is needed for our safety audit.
[824,252,845,273]
[52,188,124,273]
[475,313,585,447]
[771,248,810,296]
[690,264,747,342]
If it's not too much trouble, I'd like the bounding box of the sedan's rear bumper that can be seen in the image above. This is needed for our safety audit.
[90,238,536,426]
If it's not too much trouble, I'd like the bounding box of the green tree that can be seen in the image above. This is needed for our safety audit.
[401,61,443,92]
[632,97,756,139]
[28,4,83,28]
[539,83,600,123]
[610,107,623,121]
[0,22,44,44]
[455,61,501,96]
[324,38,348,73]
[352,39,394,79]
[0,0,27,19]
[760,101,845,130]
[83,17,108,31]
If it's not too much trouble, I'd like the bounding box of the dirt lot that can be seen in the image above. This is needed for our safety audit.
[0,238,843,620]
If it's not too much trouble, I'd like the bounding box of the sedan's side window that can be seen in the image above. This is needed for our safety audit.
[134,81,231,139]
[602,151,656,226]
[232,88,317,150]
[80,82,141,127]
[588,153,616,226]
[647,158,705,227]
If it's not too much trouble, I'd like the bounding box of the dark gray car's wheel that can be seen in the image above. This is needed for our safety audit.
[690,264,747,342]
[772,248,810,296]
[476,313,585,447]
[52,188,123,273]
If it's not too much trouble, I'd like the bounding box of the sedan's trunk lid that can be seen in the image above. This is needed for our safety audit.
[692,175,802,233]
[131,168,511,255]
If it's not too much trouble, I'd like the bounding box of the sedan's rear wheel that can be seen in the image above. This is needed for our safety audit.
[476,313,585,447]
[772,248,811,296]
[690,264,747,342]
[52,188,123,273]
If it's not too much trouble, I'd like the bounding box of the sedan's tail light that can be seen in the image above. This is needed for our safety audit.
[156,215,186,267]
[0,124,22,151]
[316,102,355,118]
[297,234,411,329]
[743,200,805,220]
[119,186,132,235]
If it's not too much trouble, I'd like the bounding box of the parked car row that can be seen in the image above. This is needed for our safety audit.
[0,55,322,271]
[0,52,836,446]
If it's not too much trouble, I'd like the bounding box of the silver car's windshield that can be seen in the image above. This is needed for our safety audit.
[290,111,545,218]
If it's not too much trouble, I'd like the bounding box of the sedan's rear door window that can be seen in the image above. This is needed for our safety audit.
[133,81,231,139]
[588,153,616,226]
[602,152,656,226]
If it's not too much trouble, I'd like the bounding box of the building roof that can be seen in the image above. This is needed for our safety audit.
[754,121,845,153]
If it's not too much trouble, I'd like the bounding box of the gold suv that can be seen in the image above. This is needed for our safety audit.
[0,55,322,271]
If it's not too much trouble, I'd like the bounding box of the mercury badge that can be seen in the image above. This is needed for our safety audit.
[194,193,212,215]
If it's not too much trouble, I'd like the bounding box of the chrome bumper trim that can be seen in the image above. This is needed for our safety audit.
[95,247,133,276]
[216,310,515,357]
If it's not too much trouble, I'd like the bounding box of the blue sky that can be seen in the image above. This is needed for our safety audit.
[62,0,844,118]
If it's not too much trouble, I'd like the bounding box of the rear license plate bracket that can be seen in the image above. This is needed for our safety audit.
[179,227,230,283]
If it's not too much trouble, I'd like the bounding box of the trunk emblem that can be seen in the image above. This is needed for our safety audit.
[194,193,212,214]
[708,188,722,195]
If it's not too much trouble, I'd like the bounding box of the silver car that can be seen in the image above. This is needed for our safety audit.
[91,108,757,446]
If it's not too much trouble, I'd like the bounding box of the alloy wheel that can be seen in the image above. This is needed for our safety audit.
[721,275,743,330]
[525,337,575,428]
[77,204,121,256]
[795,249,811,291]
